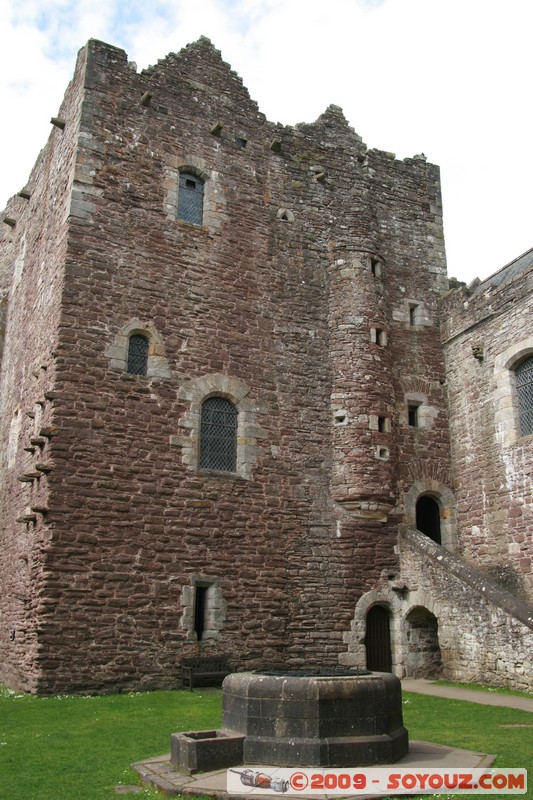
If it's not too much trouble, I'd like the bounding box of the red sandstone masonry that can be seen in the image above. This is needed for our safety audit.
[441,262,533,603]
[0,46,89,691]
[1,38,507,695]
[0,39,449,692]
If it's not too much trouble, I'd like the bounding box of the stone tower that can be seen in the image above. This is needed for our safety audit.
[1,39,531,694]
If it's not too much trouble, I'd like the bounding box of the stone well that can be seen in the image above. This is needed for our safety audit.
[221,669,408,766]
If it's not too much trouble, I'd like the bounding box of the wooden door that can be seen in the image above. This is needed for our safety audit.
[365,605,392,672]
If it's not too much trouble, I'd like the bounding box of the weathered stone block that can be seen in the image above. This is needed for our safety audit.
[170,730,245,774]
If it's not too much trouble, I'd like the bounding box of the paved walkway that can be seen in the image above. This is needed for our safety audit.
[401,679,533,713]
[132,741,494,799]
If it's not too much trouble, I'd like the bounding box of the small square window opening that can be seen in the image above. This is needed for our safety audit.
[376,329,386,346]
[371,258,382,278]
[408,404,420,427]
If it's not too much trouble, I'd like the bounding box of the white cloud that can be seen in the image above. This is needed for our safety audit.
[1,0,531,283]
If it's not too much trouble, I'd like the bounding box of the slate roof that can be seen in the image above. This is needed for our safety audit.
[474,247,533,293]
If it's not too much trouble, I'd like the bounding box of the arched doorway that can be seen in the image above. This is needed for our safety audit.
[405,607,442,678]
[404,480,456,551]
[365,605,392,672]
[416,495,441,544]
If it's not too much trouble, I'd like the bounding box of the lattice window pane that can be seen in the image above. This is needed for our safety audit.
[199,397,237,472]
[516,356,533,437]
[127,334,149,375]
[178,172,204,225]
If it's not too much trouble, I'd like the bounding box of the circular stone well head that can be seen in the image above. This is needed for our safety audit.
[222,670,408,767]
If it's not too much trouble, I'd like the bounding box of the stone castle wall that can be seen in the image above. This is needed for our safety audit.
[0,46,89,691]
[0,38,528,693]
[340,528,533,692]
[398,529,532,692]
[441,258,533,603]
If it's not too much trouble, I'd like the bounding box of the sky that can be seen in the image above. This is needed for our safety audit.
[0,0,531,284]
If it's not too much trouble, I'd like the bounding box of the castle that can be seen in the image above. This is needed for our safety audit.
[0,38,531,694]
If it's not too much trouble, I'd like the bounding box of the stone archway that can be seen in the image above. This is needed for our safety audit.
[404,479,456,550]
[340,588,403,676]
[341,588,448,680]
[176,373,266,480]
[404,606,442,678]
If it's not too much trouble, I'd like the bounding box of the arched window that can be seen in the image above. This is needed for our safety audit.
[177,172,204,225]
[127,334,149,375]
[199,397,237,473]
[516,356,533,437]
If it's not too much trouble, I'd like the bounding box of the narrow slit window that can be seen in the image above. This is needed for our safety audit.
[378,416,387,433]
[127,334,149,375]
[178,172,204,225]
[194,585,208,641]
[516,356,533,437]
[199,397,238,472]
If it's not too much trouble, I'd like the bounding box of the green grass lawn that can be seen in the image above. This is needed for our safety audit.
[0,685,221,800]
[0,685,530,800]
[401,693,532,800]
